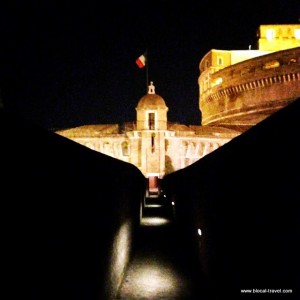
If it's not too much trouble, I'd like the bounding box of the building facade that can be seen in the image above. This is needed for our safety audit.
[56,81,238,195]
[56,24,300,195]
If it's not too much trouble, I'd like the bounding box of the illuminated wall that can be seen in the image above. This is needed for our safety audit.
[199,24,300,130]
[199,47,300,129]
[258,24,300,51]
[56,83,240,178]
[56,123,238,178]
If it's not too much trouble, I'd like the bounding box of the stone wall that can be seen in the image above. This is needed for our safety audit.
[201,47,300,126]
[1,108,145,299]
[163,99,300,298]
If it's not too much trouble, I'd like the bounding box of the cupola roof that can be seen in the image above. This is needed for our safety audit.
[136,81,167,110]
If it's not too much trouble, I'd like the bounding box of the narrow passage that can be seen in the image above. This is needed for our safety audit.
[117,200,205,299]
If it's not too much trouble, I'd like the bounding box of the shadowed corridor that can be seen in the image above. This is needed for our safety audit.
[117,200,206,299]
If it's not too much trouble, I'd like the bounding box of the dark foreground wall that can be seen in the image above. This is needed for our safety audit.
[1,109,145,300]
[163,99,300,299]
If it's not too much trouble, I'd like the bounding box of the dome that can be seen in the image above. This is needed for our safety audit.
[137,94,167,109]
[136,81,167,110]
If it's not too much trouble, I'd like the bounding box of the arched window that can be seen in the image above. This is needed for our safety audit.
[122,141,129,156]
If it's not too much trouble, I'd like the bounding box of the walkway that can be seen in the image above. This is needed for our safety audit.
[117,200,206,299]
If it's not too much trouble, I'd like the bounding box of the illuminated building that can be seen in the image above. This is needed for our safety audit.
[56,24,300,194]
[56,81,238,195]
[199,24,300,131]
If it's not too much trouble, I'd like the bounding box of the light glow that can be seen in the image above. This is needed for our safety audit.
[197,228,202,236]
[141,217,171,226]
[266,29,275,40]
[212,77,223,87]
[263,60,280,69]
[111,222,131,289]
[134,265,180,295]
[119,261,186,298]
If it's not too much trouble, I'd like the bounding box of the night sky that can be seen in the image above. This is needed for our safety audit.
[1,0,299,130]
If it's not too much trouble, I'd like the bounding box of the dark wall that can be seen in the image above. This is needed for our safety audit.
[1,109,146,299]
[163,99,300,299]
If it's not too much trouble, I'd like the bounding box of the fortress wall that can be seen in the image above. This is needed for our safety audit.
[163,99,300,297]
[203,78,299,126]
[201,47,300,125]
[1,108,145,299]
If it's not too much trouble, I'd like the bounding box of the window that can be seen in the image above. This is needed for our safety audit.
[212,77,223,87]
[151,133,155,153]
[104,142,110,154]
[217,56,223,66]
[266,29,275,40]
[122,141,129,156]
[295,29,300,39]
[205,60,209,69]
[148,112,155,130]
[263,60,280,69]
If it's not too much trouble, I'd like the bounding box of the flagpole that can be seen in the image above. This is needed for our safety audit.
[135,49,149,92]
[145,49,149,92]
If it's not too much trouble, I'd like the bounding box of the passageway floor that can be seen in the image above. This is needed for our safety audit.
[117,207,206,299]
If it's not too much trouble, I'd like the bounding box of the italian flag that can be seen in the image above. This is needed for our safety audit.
[135,54,146,68]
